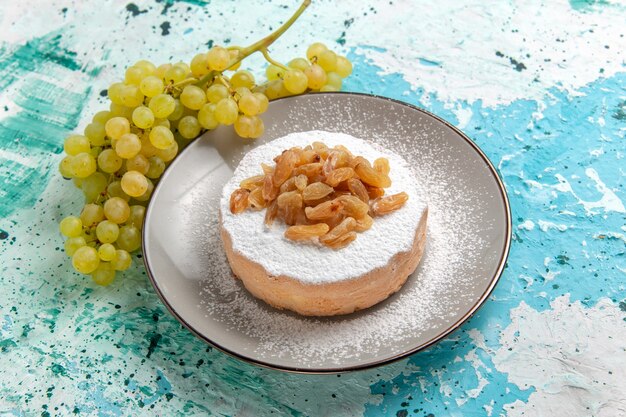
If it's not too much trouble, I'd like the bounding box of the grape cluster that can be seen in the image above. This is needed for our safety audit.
[59,40,352,285]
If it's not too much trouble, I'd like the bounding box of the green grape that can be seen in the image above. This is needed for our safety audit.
[59,156,75,178]
[254,93,269,113]
[109,103,134,119]
[132,106,155,129]
[335,55,353,77]
[154,141,178,162]
[206,84,229,104]
[133,179,154,202]
[98,243,117,261]
[304,63,327,90]
[115,133,142,159]
[149,94,176,118]
[92,110,112,125]
[140,135,159,158]
[105,117,131,140]
[84,122,106,146]
[89,146,102,159]
[174,61,191,73]
[134,59,156,75]
[326,72,342,89]
[107,181,130,201]
[264,80,290,100]
[103,197,130,224]
[288,57,310,72]
[214,97,238,125]
[91,262,116,285]
[153,118,170,129]
[125,66,146,85]
[266,64,284,81]
[155,63,172,80]
[60,216,83,237]
[164,65,187,84]
[112,249,132,271]
[198,103,219,129]
[126,153,149,175]
[149,126,175,149]
[167,99,184,121]
[190,53,210,77]
[230,70,255,89]
[117,225,141,252]
[82,228,98,244]
[108,82,125,105]
[306,42,328,61]
[250,116,264,139]
[283,70,308,94]
[238,93,261,116]
[207,46,230,71]
[73,177,83,188]
[320,85,338,92]
[140,76,164,98]
[97,149,123,173]
[318,50,337,72]
[96,220,120,244]
[227,49,241,70]
[81,172,108,201]
[128,205,146,230]
[120,84,144,107]
[121,171,149,197]
[146,156,166,179]
[72,246,100,274]
[64,134,90,156]
[180,85,206,110]
[234,87,251,98]
[177,115,201,139]
[64,236,87,257]
[80,203,105,228]
[234,115,254,138]
[71,152,97,178]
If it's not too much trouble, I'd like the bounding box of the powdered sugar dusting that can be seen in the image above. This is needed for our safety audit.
[166,94,503,367]
[219,131,427,284]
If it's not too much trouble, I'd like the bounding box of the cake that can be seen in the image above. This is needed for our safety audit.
[219,130,428,316]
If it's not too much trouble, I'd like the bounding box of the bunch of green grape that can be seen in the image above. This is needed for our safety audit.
[58,41,352,286]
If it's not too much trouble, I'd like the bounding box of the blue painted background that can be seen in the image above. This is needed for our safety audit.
[0,0,624,416]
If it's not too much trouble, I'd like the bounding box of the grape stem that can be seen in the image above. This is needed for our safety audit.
[194,0,310,87]
[260,48,289,72]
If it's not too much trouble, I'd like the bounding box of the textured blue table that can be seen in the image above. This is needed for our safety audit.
[1,1,625,416]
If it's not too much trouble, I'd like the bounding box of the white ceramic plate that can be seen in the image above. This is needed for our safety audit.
[143,93,511,373]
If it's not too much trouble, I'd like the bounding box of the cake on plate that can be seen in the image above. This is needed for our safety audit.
[219,130,427,316]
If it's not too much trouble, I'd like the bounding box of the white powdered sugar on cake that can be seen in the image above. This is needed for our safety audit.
[219,130,427,284]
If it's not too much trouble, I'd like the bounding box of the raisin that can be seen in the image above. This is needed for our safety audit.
[262,174,278,201]
[294,162,323,179]
[284,223,330,241]
[371,192,409,216]
[305,199,343,220]
[355,214,373,232]
[325,167,355,187]
[347,178,369,203]
[264,200,278,226]
[229,188,249,214]
[322,150,351,175]
[373,157,390,175]
[354,161,391,188]
[273,150,298,186]
[240,175,265,191]
[248,187,266,210]
[302,182,334,202]
[321,231,357,249]
[337,195,370,219]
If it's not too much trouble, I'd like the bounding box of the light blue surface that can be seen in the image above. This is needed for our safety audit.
[0,0,624,415]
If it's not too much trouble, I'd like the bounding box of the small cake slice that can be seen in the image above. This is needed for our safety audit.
[219,130,427,316]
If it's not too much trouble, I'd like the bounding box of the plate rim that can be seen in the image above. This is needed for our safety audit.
[142,91,512,374]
